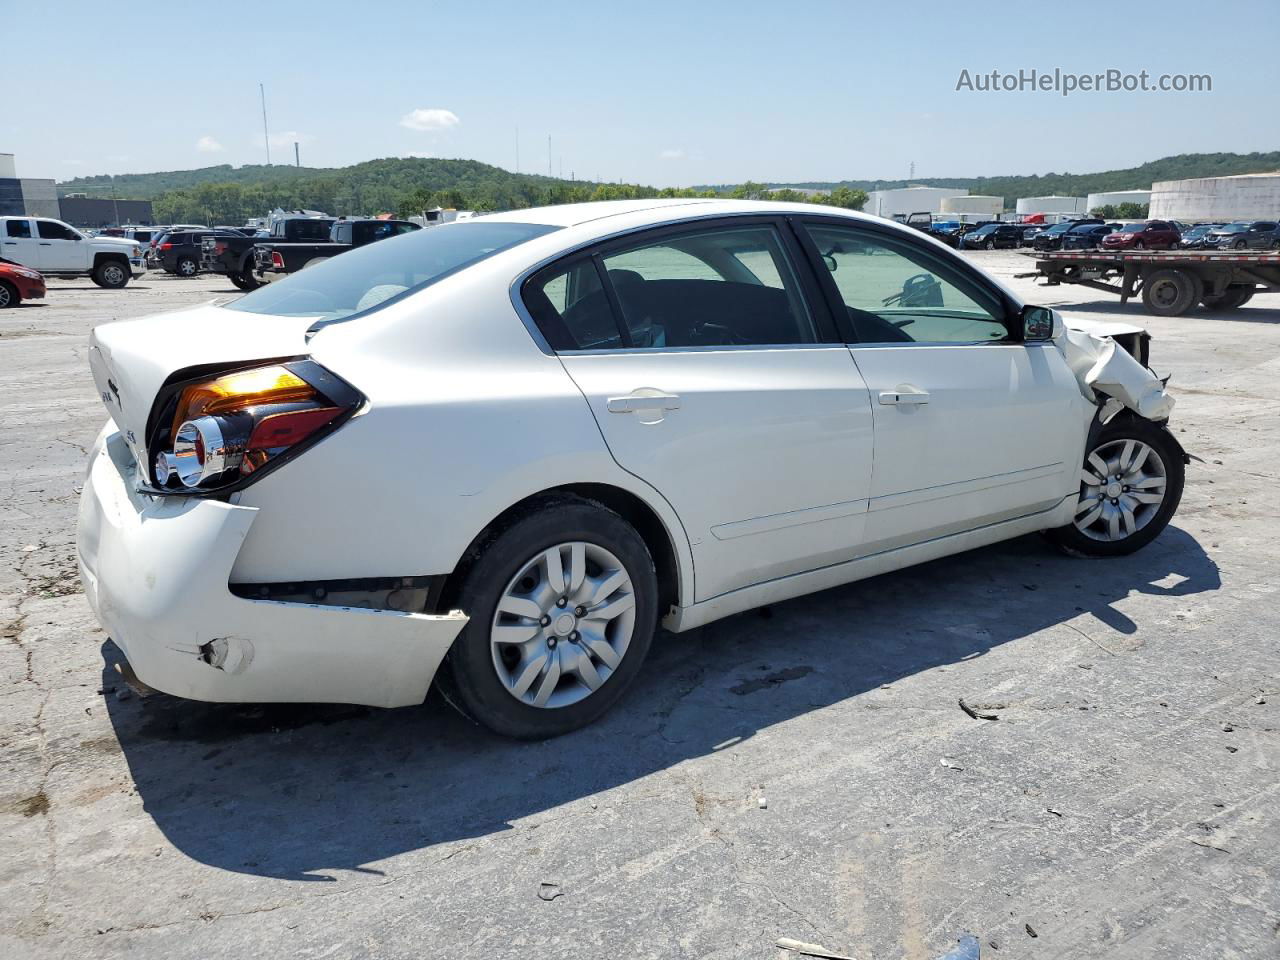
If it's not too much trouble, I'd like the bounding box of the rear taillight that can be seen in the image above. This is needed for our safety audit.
[271,251,285,268]
[160,242,173,251]
[214,242,228,255]
[151,362,359,492]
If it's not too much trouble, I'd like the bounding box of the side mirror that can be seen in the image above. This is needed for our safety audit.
[1022,305,1060,341]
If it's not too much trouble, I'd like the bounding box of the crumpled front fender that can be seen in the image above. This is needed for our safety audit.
[1059,326,1174,421]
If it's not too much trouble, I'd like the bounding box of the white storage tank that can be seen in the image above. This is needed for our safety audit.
[864,186,967,219]
[1149,173,1280,222]
[941,195,1003,216]
[1086,189,1152,211]
[1015,196,1088,216]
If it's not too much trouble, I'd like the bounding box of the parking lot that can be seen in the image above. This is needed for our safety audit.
[1,256,1277,958]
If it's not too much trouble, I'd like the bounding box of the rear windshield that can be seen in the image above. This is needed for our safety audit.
[224,220,560,322]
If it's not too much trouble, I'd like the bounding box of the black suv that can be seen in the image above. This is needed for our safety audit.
[1031,219,1105,252]
[959,223,1021,250]
[155,229,243,277]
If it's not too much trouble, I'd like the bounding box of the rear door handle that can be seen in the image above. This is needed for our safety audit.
[39,242,52,246]
[878,387,930,406]
[607,392,681,413]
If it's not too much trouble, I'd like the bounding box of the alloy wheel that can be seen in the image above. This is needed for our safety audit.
[0,284,11,308]
[490,541,636,708]
[1074,438,1167,541]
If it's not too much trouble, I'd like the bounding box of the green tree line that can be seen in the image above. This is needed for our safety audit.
[143,160,867,224]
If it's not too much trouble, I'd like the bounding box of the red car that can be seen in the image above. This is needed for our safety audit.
[1101,220,1181,250]
[0,260,47,308]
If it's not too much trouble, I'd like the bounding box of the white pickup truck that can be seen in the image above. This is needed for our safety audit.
[0,216,146,288]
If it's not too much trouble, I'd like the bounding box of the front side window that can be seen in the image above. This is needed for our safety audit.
[6,219,32,238]
[37,220,79,240]
[803,223,1008,345]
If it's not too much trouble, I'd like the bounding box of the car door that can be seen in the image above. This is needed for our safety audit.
[34,219,87,271]
[2,218,39,268]
[1250,222,1277,249]
[522,218,875,601]
[795,218,1082,554]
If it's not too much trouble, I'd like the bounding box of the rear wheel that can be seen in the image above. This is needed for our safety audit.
[1233,239,1248,250]
[176,256,198,278]
[441,496,658,739]
[1201,285,1254,311]
[1141,268,1201,317]
[229,271,259,291]
[92,259,130,289]
[0,279,18,308]
[1047,418,1184,558]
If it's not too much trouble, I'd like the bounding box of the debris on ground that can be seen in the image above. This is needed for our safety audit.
[959,698,999,721]
[775,937,857,959]
[758,797,768,810]
[1189,838,1231,854]
[940,757,964,771]
[1024,923,1038,938]
[537,882,562,901]
[1046,808,1063,818]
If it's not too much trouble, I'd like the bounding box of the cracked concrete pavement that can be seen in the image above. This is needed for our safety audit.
[1,260,1277,959]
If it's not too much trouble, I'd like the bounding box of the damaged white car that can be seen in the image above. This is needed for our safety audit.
[77,200,1185,738]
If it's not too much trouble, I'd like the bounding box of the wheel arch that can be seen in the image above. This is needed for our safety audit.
[92,250,129,269]
[435,482,689,622]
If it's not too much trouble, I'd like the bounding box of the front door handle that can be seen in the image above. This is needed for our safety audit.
[39,242,52,246]
[607,392,681,413]
[878,386,930,406]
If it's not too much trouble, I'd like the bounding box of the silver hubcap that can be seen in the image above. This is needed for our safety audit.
[1074,438,1167,541]
[0,286,10,307]
[105,265,124,283]
[490,541,636,709]
[179,261,195,276]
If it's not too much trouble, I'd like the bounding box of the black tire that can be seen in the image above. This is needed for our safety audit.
[229,271,259,291]
[92,259,130,289]
[0,279,18,308]
[1201,285,1254,311]
[441,496,658,739]
[985,239,994,250]
[176,256,198,278]
[1132,239,1144,250]
[1141,268,1200,317]
[1233,239,1247,250]
[1046,417,1184,558]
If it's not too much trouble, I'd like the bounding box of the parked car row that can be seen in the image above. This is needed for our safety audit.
[0,215,146,287]
[1185,220,1280,250]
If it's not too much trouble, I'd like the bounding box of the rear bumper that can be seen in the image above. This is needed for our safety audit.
[76,425,467,708]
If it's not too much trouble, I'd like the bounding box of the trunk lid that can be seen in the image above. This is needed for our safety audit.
[88,302,321,475]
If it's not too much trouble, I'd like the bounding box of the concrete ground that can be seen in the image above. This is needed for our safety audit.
[1,258,1277,959]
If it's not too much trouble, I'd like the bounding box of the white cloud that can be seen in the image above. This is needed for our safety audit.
[196,135,225,153]
[399,108,460,132]
[659,148,686,160]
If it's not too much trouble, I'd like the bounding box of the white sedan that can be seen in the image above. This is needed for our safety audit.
[78,199,1185,738]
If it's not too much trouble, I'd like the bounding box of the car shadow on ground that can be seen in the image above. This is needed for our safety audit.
[102,526,1218,881]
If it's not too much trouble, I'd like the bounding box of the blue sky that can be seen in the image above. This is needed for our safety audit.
[7,0,1278,186]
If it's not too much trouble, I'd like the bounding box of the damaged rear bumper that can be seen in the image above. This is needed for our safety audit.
[76,426,467,708]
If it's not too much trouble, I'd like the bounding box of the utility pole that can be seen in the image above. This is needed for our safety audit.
[515,125,519,173]
[908,160,915,180]
[260,83,271,165]
[548,134,552,178]
[294,141,300,167]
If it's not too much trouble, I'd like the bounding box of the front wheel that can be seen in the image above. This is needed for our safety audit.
[92,259,130,289]
[1046,418,1184,557]
[441,496,658,739]
[0,279,18,308]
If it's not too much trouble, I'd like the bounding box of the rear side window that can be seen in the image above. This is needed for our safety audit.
[6,219,31,238]
[526,258,620,350]
[226,220,558,323]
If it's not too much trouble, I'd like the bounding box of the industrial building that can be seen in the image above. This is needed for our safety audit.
[1149,172,1280,222]
[57,196,155,228]
[1015,195,1088,217]
[1086,189,1152,212]
[0,152,59,218]
[940,195,1003,217]
[863,185,967,219]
